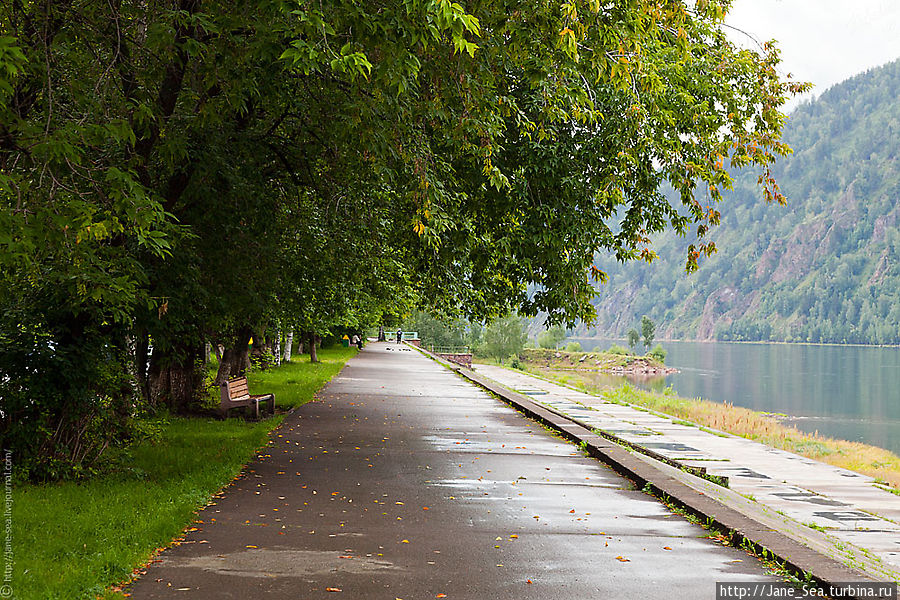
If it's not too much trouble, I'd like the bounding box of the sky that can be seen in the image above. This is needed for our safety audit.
[725,0,900,111]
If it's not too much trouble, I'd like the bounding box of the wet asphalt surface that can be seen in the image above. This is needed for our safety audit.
[128,343,778,599]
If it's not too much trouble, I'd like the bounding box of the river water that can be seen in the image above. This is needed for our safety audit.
[571,338,900,456]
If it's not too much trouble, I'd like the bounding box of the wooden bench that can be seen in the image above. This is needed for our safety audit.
[219,377,275,419]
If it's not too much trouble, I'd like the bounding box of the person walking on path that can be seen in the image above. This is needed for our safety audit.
[396,328,402,344]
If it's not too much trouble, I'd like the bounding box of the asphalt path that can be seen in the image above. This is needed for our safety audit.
[128,343,778,599]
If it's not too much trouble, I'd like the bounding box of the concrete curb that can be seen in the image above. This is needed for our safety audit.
[411,346,882,596]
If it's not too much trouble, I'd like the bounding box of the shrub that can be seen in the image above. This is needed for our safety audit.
[537,325,566,349]
[480,314,527,359]
[565,341,582,352]
[648,344,667,362]
[607,344,630,355]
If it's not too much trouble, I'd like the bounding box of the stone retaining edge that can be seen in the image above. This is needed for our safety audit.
[409,345,882,595]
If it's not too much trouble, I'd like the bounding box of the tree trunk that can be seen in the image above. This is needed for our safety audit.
[134,329,151,406]
[306,331,319,363]
[148,342,204,413]
[215,327,252,386]
[274,329,282,366]
[249,326,276,369]
[378,325,386,342]
[283,331,293,362]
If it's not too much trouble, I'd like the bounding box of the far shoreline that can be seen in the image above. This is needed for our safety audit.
[568,336,900,350]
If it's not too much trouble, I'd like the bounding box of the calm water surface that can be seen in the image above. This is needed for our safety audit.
[572,338,900,456]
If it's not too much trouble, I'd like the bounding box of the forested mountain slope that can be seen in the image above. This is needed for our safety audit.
[577,59,900,344]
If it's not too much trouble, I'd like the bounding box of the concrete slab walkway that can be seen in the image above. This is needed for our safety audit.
[473,363,900,582]
[128,343,779,599]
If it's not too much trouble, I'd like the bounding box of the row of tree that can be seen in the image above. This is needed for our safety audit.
[0,1,800,479]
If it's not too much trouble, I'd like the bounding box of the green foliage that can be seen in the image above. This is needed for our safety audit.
[402,310,471,349]
[538,325,567,349]
[627,328,641,350]
[0,306,145,481]
[641,315,656,349]
[566,341,582,353]
[1,0,802,476]
[573,59,900,345]
[608,344,630,355]
[648,344,667,362]
[481,314,528,360]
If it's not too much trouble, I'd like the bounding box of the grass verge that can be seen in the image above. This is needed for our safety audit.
[526,365,900,490]
[11,346,356,600]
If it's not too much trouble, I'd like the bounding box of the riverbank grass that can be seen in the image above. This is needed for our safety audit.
[11,346,356,600]
[528,366,900,489]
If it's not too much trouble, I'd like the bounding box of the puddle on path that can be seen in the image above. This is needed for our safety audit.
[166,548,402,578]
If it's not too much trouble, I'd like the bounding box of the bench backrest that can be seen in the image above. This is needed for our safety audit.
[222,377,250,400]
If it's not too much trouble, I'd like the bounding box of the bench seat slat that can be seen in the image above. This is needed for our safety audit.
[219,377,274,419]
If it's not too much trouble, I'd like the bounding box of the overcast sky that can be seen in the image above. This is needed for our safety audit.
[725,0,900,111]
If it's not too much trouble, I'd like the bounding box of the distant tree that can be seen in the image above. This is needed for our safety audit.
[641,316,656,350]
[538,326,566,349]
[403,310,468,349]
[566,341,582,353]
[627,329,641,352]
[481,315,527,359]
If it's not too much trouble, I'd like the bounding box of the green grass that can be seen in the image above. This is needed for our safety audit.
[10,346,356,600]
[246,347,355,411]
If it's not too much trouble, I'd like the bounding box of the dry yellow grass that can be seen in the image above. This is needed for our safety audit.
[531,367,900,490]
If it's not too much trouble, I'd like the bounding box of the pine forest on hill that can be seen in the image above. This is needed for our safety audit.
[575,59,900,345]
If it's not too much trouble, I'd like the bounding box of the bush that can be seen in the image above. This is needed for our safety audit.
[648,344,667,362]
[537,325,566,349]
[607,344,630,355]
[0,310,146,481]
[565,341,582,352]
[480,314,527,359]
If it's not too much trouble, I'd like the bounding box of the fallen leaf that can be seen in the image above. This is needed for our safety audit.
[436,595,447,599]
[509,534,518,539]
[401,539,410,544]
[326,587,342,592]
[245,545,258,549]
[569,509,575,513]
[663,546,672,551]
[615,556,630,562]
